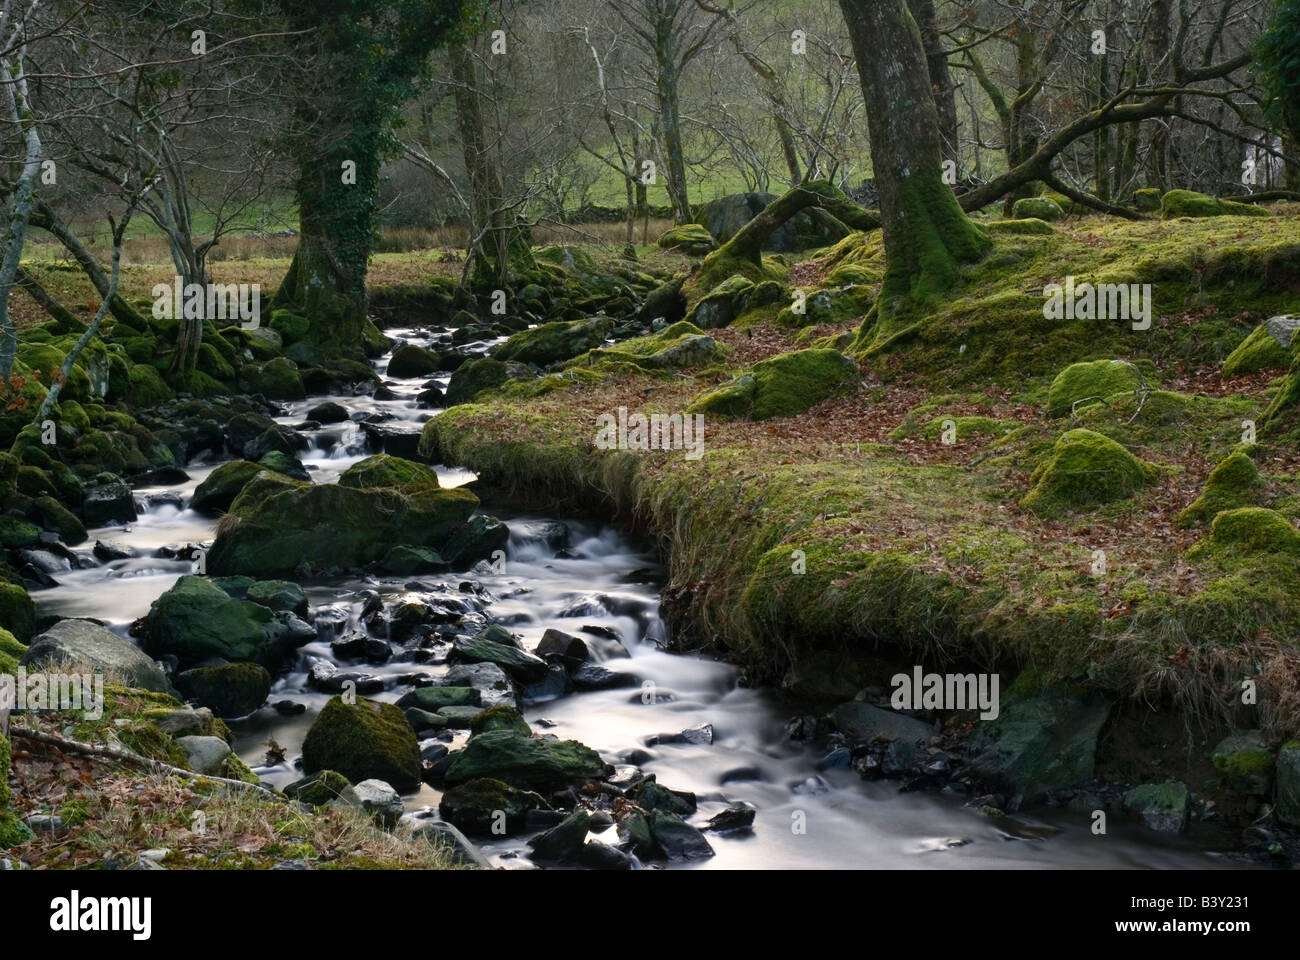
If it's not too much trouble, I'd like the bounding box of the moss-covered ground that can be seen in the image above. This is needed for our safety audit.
[422,205,1300,739]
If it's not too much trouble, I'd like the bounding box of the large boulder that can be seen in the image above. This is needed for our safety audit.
[300,696,421,793]
[697,192,835,253]
[206,465,478,579]
[440,514,509,570]
[1046,359,1142,418]
[387,344,441,379]
[966,692,1111,802]
[81,473,137,527]
[191,460,278,515]
[21,619,172,694]
[442,730,606,789]
[492,318,609,367]
[445,358,510,406]
[1222,316,1298,377]
[138,575,291,670]
[451,627,548,683]
[175,662,271,717]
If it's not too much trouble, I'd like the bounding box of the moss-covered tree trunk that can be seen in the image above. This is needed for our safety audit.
[272,111,379,356]
[838,0,989,343]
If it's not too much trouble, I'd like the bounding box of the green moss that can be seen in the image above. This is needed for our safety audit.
[0,628,26,674]
[301,696,421,792]
[987,217,1055,236]
[1188,507,1300,559]
[445,358,511,406]
[1221,323,1290,377]
[686,349,859,421]
[491,318,608,367]
[1161,189,1269,219]
[269,309,310,342]
[1021,428,1158,517]
[1177,452,1262,527]
[1012,197,1064,221]
[469,704,531,737]
[1133,188,1161,212]
[889,414,1017,443]
[656,224,717,256]
[1046,359,1144,418]
[338,454,440,493]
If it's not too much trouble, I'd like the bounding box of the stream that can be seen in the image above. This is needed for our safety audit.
[32,327,1241,870]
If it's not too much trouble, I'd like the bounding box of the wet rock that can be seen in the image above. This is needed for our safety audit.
[420,742,449,763]
[817,746,853,771]
[245,579,309,619]
[274,700,306,716]
[647,811,714,861]
[139,575,292,670]
[397,686,482,713]
[521,664,571,703]
[338,779,404,829]
[570,662,637,691]
[831,701,935,744]
[300,696,422,792]
[404,708,448,734]
[307,401,349,424]
[451,629,548,683]
[441,662,516,709]
[359,421,422,461]
[435,705,485,728]
[382,545,448,576]
[441,514,509,570]
[175,662,271,718]
[331,633,392,664]
[469,705,531,737]
[153,707,218,738]
[647,722,714,746]
[578,839,632,870]
[440,777,550,836]
[528,810,591,862]
[627,774,696,815]
[82,473,137,527]
[1122,781,1190,834]
[92,540,137,562]
[257,450,310,482]
[443,730,606,790]
[1210,731,1273,795]
[22,618,172,694]
[387,344,441,379]
[535,628,588,668]
[307,661,385,695]
[705,802,756,833]
[965,692,1111,803]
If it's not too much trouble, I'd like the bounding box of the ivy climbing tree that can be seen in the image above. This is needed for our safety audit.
[266,0,473,355]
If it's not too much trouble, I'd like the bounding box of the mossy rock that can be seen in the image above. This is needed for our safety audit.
[175,662,272,718]
[1210,731,1272,794]
[56,400,91,434]
[491,318,608,367]
[246,357,305,400]
[445,358,511,406]
[689,275,755,329]
[245,579,309,618]
[438,777,549,836]
[1221,319,1294,377]
[0,516,41,549]
[139,575,285,669]
[258,450,309,481]
[32,495,87,545]
[269,309,310,343]
[0,583,37,642]
[1176,452,1262,527]
[1132,188,1162,212]
[1046,359,1143,418]
[300,696,421,792]
[1021,428,1158,517]
[1188,507,1300,559]
[1161,189,1268,220]
[197,341,235,380]
[387,343,441,379]
[0,627,27,674]
[191,460,280,515]
[688,348,859,421]
[170,368,227,398]
[338,453,440,493]
[469,704,531,737]
[285,769,352,807]
[655,224,717,256]
[442,730,605,790]
[1012,197,1063,221]
[207,474,478,578]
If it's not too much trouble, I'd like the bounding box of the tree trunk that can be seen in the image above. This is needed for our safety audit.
[908,0,958,169]
[715,180,878,268]
[653,25,691,224]
[838,0,989,340]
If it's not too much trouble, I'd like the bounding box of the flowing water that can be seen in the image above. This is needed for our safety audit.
[32,327,1241,870]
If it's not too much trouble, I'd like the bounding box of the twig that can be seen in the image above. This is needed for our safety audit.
[9,725,281,800]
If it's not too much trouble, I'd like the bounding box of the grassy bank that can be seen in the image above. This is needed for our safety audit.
[422,208,1300,739]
